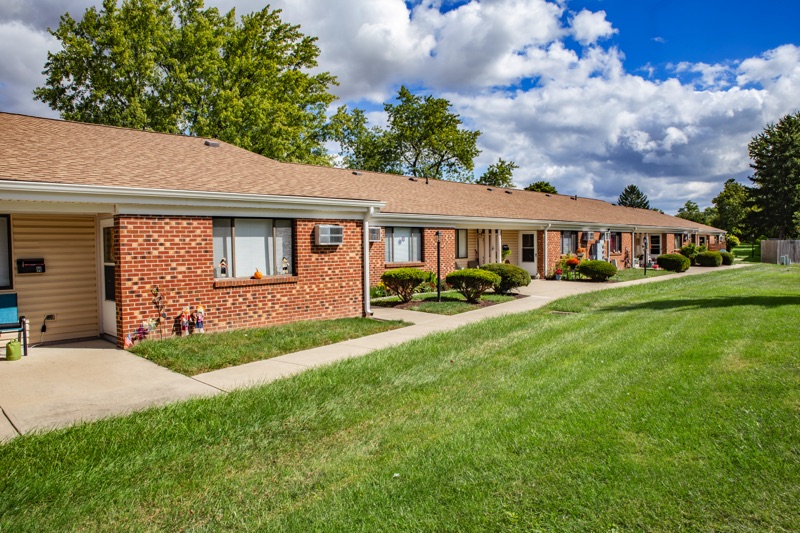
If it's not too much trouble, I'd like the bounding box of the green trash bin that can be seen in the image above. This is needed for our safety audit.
[5,339,22,361]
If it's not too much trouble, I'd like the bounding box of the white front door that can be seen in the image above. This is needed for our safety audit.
[519,232,538,275]
[100,219,116,338]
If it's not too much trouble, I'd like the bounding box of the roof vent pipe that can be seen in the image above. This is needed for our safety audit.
[204,140,219,148]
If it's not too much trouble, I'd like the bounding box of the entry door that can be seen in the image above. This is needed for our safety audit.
[519,232,538,275]
[100,219,116,337]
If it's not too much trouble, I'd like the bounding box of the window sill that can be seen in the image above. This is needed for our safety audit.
[213,275,298,289]
[385,261,425,268]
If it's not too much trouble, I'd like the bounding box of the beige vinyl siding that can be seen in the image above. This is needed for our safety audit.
[455,229,480,268]
[503,230,519,265]
[6,215,99,343]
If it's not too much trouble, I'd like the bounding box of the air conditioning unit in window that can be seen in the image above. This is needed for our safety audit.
[368,226,382,242]
[315,224,344,245]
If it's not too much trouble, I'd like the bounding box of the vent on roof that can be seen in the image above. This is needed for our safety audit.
[545,194,551,197]
[571,195,578,201]
[204,140,219,148]
[409,177,418,182]
[505,190,512,195]
[352,171,362,176]
[487,187,493,191]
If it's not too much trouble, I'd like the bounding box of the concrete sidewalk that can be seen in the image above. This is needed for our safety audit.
[1,264,747,441]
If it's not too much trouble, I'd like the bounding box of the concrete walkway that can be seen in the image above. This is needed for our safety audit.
[1,264,747,441]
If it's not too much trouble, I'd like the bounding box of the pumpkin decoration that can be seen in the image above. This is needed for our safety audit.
[253,268,263,279]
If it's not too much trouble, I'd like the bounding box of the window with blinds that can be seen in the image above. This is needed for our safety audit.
[212,218,293,278]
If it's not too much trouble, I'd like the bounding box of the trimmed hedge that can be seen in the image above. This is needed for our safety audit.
[381,268,430,303]
[724,234,740,249]
[720,251,734,265]
[577,260,617,281]
[656,253,690,272]
[445,269,501,303]
[696,251,723,267]
[480,263,531,294]
[679,243,698,264]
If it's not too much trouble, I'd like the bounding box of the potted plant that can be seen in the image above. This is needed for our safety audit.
[554,267,563,280]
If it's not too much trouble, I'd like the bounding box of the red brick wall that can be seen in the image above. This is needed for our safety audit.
[539,230,562,276]
[369,227,456,286]
[115,215,363,347]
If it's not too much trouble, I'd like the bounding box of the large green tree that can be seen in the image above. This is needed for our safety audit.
[329,86,481,181]
[524,180,558,194]
[34,0,336,164]
[675,200,716,226]
[712,179,750,237]
[476,158,517,187]
[617,184,650,209]
[747,111,800,239]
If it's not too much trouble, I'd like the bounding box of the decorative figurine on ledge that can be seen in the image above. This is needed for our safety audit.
[282,256,289,274]
[180,307,191,336]
[136,321,149,342]
[218,258,228,277]
[253,268,263,279]
[192,304,205,334]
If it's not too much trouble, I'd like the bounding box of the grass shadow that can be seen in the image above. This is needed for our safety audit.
[601,295,800,313]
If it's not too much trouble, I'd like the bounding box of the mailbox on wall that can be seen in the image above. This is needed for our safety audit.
[17,258,45,274]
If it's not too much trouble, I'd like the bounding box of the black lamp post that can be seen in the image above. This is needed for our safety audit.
[435,230,442,302]
[643,236,648,277]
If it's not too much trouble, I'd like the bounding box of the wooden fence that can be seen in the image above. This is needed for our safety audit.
[761,240,800,264]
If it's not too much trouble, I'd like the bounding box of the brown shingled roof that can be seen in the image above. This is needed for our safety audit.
[0,112,722,232]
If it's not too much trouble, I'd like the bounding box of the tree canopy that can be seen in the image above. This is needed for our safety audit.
[675,200,716,226]
[34,0,336,165]
[524,181,558,194]
[617,184,650,209]
[328,86,481,181]
[746,111,800,239]
[712,179,750,238]
[476,158,518,188]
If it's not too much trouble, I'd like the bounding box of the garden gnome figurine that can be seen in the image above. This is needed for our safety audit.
[193,304,205,334]
[180,307,190,336]
[136,321,148,342]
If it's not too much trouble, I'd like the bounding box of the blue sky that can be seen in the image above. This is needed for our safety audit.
[1,0,799,214]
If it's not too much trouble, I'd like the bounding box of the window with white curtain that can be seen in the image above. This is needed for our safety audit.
[385,227,422,263]
[0,215,10,289]
[456,229,468,258]
[561,231,577,254]
[212,218,293,277]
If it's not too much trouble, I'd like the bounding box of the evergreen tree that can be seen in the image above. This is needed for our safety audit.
[617,184,650,209]
[747,111,800,239]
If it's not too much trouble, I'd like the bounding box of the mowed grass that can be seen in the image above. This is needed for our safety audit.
[733,243,761,262]
[129,317,408,375]
[1,264,799,531]
[372,290,516,315]
[611,266,672,281]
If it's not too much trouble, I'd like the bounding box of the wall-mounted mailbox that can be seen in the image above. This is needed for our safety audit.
[17,258,45,274]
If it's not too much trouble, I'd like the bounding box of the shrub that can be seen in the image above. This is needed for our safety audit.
[381,268,430,303]
[720,251,734,265]
[577,260,617,281]
[445,269,501,303]
[696,251,722,267]
[725,235,740,249]
[656,253,690,272]
[480,263,531,294]
[370,282,390,299]
[679,243,698,264]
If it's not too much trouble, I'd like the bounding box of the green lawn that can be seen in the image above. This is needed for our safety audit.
[2,265,798,531]
[129,317,408,375]
[611,266,673,281]
[733,243,761,262]
[372,290,516,315]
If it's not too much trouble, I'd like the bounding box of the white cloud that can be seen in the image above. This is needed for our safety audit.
[570,9,617,45]
[0,21,59,116]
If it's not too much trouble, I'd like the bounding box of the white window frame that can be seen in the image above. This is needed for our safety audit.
[213,218,293,278]
[456,229,468,259]
[649,234,661,256]
[561,231,577,254]
[385,227,422,263]
[0,215,11,290]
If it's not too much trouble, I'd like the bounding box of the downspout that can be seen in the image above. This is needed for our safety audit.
[543,223,551,277]
[632,227,637,265]
[363,207,373,317]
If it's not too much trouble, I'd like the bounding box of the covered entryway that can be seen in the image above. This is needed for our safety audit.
[100,218,116,340]
[519,232,538,275]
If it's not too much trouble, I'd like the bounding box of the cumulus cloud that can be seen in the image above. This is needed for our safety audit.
[0,21,60,116]
[570,9,617,45]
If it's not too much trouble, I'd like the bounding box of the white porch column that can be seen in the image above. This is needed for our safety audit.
[484,228,490,265]
[496,230,502,263]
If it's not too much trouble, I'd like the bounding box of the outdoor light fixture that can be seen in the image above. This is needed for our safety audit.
[435,230,442,302]
[643,236,648,277]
